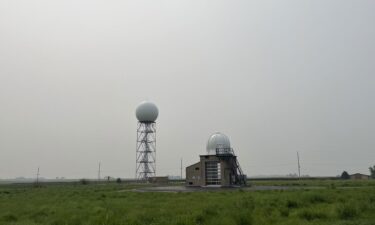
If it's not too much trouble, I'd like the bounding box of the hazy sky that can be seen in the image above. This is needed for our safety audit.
[1,0,374,179]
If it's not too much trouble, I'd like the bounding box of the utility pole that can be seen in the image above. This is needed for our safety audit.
[180,158,183,180]
[36,167,40,185]
[98,162,101,182]
[297,152,301,179]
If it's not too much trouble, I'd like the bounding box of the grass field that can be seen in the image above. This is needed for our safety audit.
[0,180,374,225]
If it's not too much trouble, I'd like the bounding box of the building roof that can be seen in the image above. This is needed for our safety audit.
[350,173,370,176]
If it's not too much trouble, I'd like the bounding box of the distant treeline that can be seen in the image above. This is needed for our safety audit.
[247,176,339,181]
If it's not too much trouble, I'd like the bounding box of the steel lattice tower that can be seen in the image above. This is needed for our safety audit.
[136,122,156,180]
[135,101,158,181]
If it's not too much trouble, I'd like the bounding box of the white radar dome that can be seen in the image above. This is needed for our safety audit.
[136,101,159,122]
[206,132,231,155]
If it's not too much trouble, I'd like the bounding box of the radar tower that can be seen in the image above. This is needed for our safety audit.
[135,101,159,181]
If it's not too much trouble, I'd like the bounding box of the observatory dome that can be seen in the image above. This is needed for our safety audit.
[206,132,231,155]
[136,101,159,122]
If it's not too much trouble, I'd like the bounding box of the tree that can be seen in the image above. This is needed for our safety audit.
[369,165,375,179]
[341,171,350,179]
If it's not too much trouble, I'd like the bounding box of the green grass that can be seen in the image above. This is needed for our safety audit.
[0,180,374,225]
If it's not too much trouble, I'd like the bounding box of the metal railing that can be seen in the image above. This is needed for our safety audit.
[215,148,234,155]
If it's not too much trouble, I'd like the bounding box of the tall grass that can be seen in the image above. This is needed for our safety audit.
[0,181,374,225]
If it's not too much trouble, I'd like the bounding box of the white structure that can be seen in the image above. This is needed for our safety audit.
[136,101,159,122]
[206,132,231,155]
[135,101,159,181]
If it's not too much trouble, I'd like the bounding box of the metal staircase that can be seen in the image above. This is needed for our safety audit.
[216,148,247,186]
[231,149,246,186]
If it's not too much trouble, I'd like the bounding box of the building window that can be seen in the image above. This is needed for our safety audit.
[205,161,221,185]
[195,167,199,170]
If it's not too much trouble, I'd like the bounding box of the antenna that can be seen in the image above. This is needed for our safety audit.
[297,152,301,178]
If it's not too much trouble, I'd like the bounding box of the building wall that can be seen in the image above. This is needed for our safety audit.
[221,157,237,186]
[186,162,203,186]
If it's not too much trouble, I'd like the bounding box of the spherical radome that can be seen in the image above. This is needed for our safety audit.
[206,132,231,155]
[136,101,159,122]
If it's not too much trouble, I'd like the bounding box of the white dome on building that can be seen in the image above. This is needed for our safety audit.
[206,132,231,155]
[136,101,159,122]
